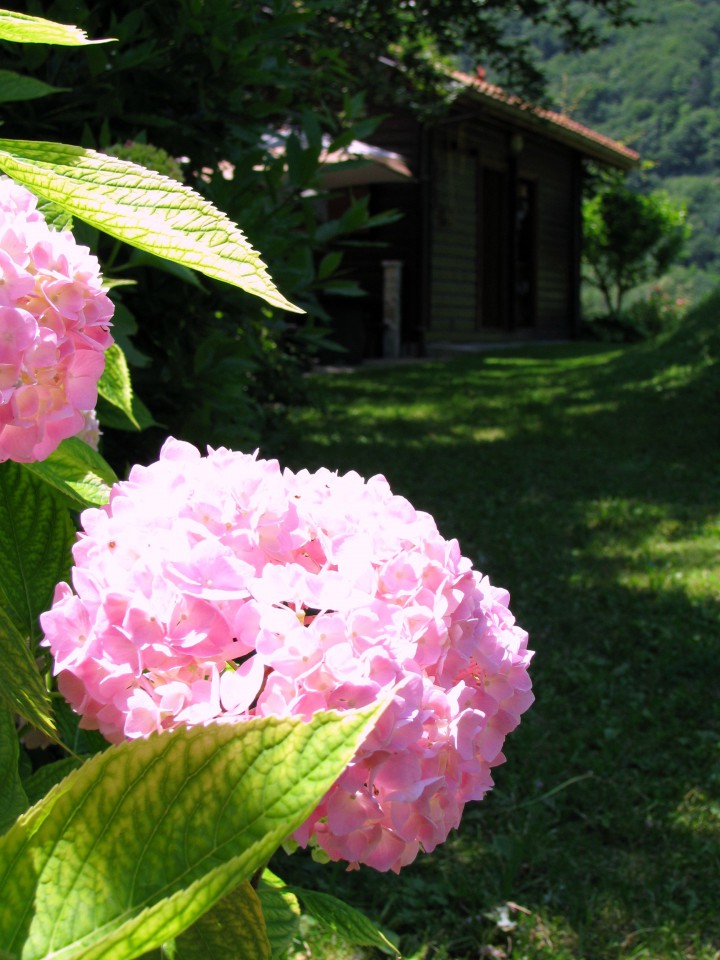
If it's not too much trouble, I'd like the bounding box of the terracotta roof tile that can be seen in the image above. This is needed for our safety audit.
[452,70,639,167]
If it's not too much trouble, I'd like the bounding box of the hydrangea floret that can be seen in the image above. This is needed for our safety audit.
[0,177,114,462]
[42,438,534,872]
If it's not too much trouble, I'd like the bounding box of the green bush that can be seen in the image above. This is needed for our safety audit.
[582,170,689,318]
[584,286,689,342]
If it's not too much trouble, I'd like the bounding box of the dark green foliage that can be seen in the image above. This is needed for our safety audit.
[302,0,640,107]
[539,0,720,280]
[0,0,395,463]
[665,175,720,270]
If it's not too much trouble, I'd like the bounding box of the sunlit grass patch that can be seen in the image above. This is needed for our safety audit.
[274,295,720,960]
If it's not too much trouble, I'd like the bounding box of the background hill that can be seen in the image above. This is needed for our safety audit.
[533,0,720,302]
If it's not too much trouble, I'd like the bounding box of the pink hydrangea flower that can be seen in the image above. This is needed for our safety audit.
[0,177,113,462]
[75,408,101,450]
[41,438,534,872]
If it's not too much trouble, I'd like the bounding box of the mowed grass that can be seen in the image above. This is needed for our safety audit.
[269,295,720,960]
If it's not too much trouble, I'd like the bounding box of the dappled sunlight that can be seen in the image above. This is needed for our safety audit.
[468,425,508,443]
[278,326,720,958]
[577,496,720,599]
[672,787,720,838]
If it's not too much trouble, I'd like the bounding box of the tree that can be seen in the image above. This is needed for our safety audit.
[583,175,689,317]
[304,0,642,105]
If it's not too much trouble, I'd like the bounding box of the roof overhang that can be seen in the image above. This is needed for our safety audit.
[450,71,639,171]
[319,141,414,188]
[261,129,415,189]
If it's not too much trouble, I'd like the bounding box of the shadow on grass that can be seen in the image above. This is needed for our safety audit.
[272,315,720,957]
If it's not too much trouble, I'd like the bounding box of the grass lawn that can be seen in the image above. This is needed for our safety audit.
[267,295,720,960]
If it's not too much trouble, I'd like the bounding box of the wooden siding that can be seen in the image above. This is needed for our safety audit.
[520,136,575,335]
[427,118,579,340]
[430,133,477,334]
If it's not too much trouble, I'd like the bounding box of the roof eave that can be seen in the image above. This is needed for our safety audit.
[456,78,639,171]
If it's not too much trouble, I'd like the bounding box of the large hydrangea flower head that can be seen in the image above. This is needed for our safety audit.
[0,177,114,462]
[42,438,534,872]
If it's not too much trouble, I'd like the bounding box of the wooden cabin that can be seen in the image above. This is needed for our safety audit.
[320,71,638,360]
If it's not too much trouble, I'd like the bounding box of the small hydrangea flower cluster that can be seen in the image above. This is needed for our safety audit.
[0,177,113,462]
[42,438,534,872]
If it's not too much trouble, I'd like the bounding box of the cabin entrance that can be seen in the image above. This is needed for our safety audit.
[478,168,536,332]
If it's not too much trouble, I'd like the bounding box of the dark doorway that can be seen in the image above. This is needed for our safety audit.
[514,179,537,329]
[478,167,509,329]
[478,168,537,332]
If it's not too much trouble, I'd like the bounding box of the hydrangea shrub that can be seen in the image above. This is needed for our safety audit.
[42,438,534,872]
[0,177,114,462]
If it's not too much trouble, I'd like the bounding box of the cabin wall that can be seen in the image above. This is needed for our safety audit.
[525,137,577,337]
[430,132,477,336]
[322,109,585,358]
[427,118,578,341]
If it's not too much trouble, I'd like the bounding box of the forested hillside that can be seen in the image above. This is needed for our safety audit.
[537,0,720,292]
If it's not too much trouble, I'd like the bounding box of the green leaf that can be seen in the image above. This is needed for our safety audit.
[0,462,68,738]
[95,392,156,432]
[0,70,68,104]
[33,195,73,231]
[317,251,343,281]
[0,141,303,313]
[97,343,140,429]
[22,437,117,508]
[52,698,108,758]
[22,758,82,808]
[102,300,152,370]
[0,606,55,739]
[318,280,364,297]
[169,884,270,960]
[257,872,301,960]
[300,111,323,154]
[0,701,28,835]
[0,10,112,46]
[0,700,390,960]
[288,888,399,956]
[0,462,75,644]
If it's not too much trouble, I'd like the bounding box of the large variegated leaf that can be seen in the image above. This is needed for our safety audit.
[0,10,110,45]
[0,701,389,960]
[0,140,302,312]
[22,437,117,509]
[21,758,82,808]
